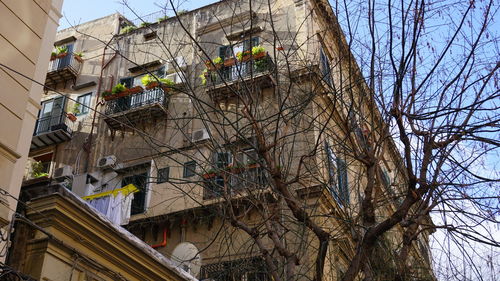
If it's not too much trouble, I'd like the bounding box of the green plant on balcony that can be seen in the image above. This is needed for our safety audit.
[31,161,49,179]
[120,25,136,34]
[177,9,188,15]
[200,69,208,85]
[141,74,174,90]
[101,90,112,98]
[73,52,84,63]
[72,103,81,115]
[112,83,127,94]
[140,22,151,27]
[252,45,265,56]
[56,45,68,55]
[255,57,268,72]
[157,15,169,23]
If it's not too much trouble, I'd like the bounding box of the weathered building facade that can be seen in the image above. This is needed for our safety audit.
[0,0,63,264]
[14,0,435,280]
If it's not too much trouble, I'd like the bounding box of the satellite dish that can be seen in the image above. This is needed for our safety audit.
[171,242,201,277]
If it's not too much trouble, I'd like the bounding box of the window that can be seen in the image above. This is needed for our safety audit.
[157,167,170,183]
[119,77,134,88]
[214,152,232,168]
[320,48,332,86]
[183,161,196,178]
[324,141,349,205]
[76,93,91,115]
[218,37,260,60]
[122,172,148,215]
[36,97,66,134]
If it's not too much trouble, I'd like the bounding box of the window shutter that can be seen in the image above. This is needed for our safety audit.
[251,37,259,48]
[219,46,228,60]
[336,158,349,205]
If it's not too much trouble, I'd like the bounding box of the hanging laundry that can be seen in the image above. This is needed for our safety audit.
[83,184,138,225]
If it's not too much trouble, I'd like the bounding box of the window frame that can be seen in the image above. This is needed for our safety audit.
[183,161,197,178]
[76,93,92,116]
[324,141,349,206]
[157,167,170,184]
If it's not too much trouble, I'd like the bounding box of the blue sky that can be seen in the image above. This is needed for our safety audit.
[59,0,219,30]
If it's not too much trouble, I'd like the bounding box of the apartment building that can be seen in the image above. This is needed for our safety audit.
[14,0,435,280]
[0,0,63,263]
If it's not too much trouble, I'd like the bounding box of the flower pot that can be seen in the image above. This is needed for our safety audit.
[145,81,159,90]
[127,86,144,95]
[202,173,216,179]
[224,58,236,67]
[66,113,77,122]
[50,55,57,61]
[74,55,84,63]
[252,51,266,60]
[56,52,68,59]
[115,91,131,98]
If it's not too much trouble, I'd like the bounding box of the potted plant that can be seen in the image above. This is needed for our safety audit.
[127,85,144,95]
[140,22,151,28]
[101,90,113,101]
[224,56,236,67]
[205,57,223,71]
[141,74,174,91]
[200,69,208,85]
[74,52,84,63]
[55,46,68,58]
[72,103,81,115]
[157,15,169,23]
[50,51,57,61]
[120,25,136,34]
[237,50,252,62]
[202,169,217,179]
[112,83,129,97]
[251,45,266,59]
[66,112,77,122]
[31,161,49,179]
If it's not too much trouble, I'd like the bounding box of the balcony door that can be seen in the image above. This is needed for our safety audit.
[36,97,65,134]
[58,43,74,69]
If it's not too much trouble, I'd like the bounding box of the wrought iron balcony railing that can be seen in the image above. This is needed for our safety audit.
[31,112,73,150]
[206,55,274,86]
[34,113,73,136]
[45,52,82,89]
[203,165,268,200]
[47,52,81,73]
[104,87,169,115]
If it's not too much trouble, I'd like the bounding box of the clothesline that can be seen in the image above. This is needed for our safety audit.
[82,184,138,201]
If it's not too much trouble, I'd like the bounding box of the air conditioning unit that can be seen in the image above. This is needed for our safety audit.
[53,166,73,181]
[165,72,184,84]
[97,155,117,169]
[192,128,210,143]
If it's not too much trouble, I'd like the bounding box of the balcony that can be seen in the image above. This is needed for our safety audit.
[103,86,169,131]
[202,164,268,200]
[30,113,73,151]
[205,55,275,99]
[45,52,82,89]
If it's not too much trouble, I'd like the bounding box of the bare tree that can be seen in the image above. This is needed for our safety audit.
[56,0,499,280]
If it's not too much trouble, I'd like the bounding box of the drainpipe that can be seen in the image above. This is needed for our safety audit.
[83,37,118,173]
[151,227,168,249]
